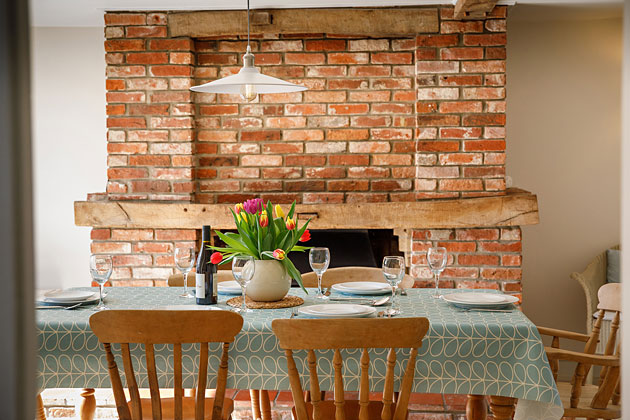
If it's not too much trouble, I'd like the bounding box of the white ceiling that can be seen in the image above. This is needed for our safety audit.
[30,0,622,27]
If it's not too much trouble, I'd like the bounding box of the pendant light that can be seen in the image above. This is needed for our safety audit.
[190,0,307,102]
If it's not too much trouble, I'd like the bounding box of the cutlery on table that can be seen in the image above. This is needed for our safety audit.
[377,310,396,318]
[329,296,390,306]
[457,307,515,313]
[36,302,84,310]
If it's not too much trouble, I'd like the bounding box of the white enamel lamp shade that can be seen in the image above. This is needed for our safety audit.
[190,65,307,94]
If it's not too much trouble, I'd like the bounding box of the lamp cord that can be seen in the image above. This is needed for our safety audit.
[247,0,250,48]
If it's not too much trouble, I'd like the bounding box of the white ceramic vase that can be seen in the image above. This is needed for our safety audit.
[246,259,291,302]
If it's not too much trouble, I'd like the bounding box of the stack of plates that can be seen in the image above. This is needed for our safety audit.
[331,282,391,296]
[218,281,242,295]
[298,304,376,318]
[38,290,101,307]
[441,292,518,309]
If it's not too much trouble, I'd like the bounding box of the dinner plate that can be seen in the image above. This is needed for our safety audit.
[298,304,376,318]
[218,281,242,295]
[442,292,518,309]
[331,282,391,296]
[44,290,97,303]
[38,293,101,307]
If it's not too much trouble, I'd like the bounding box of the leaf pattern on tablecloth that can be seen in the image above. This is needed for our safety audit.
[37,287,563,420]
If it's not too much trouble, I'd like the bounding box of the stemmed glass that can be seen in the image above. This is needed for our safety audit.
[232,255,255,313]
[382,256,405,316]
[174,246,195,298]
[90,255,112,311]
[309,247,330,300]
[427,247,448,298]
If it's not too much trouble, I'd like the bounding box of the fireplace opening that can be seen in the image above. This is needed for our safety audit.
[290,229,404,275]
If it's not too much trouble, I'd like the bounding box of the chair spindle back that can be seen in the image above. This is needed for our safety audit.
[570,283,621,410]
[272,317,429,420]
[90,310,243,420]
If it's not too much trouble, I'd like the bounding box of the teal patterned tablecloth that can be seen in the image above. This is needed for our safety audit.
[37,287,563,420]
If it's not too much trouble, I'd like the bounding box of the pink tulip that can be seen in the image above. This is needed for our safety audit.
[243,198,264,214]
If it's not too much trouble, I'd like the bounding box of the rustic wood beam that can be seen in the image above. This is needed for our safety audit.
[74,189,539,230]
[454,0,499,20]
[168,7,439,38]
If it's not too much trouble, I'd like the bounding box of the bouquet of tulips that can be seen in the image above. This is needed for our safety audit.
[209,198,312,292]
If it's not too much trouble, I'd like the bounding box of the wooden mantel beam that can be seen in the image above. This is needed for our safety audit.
[454,0,499,20]
[74,188,539,230]
[168,7,439,38]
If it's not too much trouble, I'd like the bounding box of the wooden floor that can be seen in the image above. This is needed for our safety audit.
[39,388,474,420]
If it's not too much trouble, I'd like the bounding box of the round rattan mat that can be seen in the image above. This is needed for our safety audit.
[226,295,304,309]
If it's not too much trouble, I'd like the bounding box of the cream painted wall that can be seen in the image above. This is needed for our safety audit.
[31,27,106,289]
[507,7,622,334]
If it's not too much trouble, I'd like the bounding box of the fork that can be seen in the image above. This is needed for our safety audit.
[457,307,515,313]
[36,302,83,310]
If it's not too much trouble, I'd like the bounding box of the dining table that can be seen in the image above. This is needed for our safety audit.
[37,286,563,420]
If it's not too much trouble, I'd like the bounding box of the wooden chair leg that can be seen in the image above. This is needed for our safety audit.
[259,390,272,420]
[250,389,262,420]
[36,393,46,420]
[489,396,515,420]
[466,394,487,420]
[79,388,96,420]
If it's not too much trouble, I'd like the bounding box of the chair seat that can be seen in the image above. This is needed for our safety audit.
[557,382,620,419]
[134,396,234,420]
[292,400,400,420]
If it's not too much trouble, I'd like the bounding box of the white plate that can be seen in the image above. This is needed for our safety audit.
[38,293,101,307]
[218,281,242,294]
[299,304,376,318]
[331,282,391,295]
[44,290,97,303]
[442,292,518,308]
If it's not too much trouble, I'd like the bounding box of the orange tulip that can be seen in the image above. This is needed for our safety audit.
[286,218,296,230]
[259,212,269,227]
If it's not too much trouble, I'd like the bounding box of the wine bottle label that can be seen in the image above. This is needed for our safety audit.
[196,273,205,298]
[213,274,218,296]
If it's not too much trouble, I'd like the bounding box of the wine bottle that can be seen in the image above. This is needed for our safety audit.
[196,225,217,305]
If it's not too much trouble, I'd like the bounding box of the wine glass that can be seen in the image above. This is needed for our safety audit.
[90,255,113,311]
[309,247,330,300]
[427,247,448,298]
[232,255,255,313]
[174,246,195,298]
[382,256,405,316]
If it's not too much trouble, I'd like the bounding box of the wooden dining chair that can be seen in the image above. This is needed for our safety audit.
[272,317,430,420]
[168,270,233,287]
[300,266,415,290]
[90,310,243,420]
[537,282,621,419]
[166,271,274,419]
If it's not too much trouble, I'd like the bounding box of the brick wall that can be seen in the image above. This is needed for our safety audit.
[82,6,521,416]
[95,6,518,298]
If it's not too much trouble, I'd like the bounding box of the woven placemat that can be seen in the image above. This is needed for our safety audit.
[226,295,304,309]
